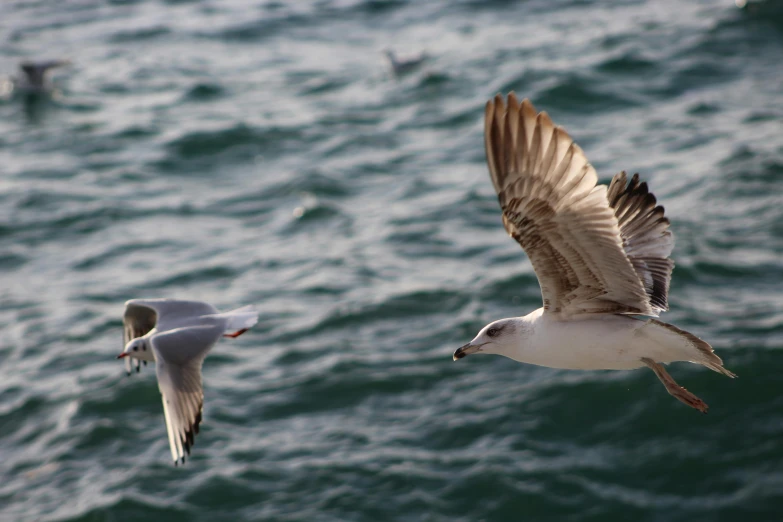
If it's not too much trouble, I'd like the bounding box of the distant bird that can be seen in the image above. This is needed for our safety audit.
[383,49,427,76]
[119,299,258,465]
[2,59,70,95]
[453,93,735,413]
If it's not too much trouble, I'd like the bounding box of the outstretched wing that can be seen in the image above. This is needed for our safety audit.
[484,93,654,317]
[125,299,218,331]
[18,60,68,88]
[607,172,674,314]
[151,324,223,465]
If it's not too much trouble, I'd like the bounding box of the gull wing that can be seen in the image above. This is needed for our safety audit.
[151,324,223,464]
[607,172,674,314]
[18,60,68,87]
[19,63,46,86]
[125,299,218,332]
[122,301,159,374]
[123,301,158,345]
[484,93,654,317]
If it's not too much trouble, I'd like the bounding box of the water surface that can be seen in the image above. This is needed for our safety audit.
[1,0,782,520]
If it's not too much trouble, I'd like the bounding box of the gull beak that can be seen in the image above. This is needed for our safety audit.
[117,352,129,359]
[453,342,481,361]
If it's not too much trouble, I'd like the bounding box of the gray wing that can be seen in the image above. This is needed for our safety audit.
[20,63,45,86]
[151,324,223,464]
[123,301,158,374]
[125,299,218,331]
[19,60,68,87]
[123,302,158,344]
[607,172,674,313]
[484,93,654,317]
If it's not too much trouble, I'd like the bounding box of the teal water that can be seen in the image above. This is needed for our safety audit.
[2,0,783,520]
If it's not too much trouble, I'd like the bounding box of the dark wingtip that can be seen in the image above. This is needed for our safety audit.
[194,411,203,435]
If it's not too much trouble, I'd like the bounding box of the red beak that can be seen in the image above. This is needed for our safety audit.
[117,352,129,359]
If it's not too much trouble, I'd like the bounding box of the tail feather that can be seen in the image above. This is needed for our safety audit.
[648,319,736,378]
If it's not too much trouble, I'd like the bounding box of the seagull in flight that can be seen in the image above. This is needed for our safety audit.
[2,60,71,95]
[383,49,427,76]
[453,93,735,413]
[119,299,258,464]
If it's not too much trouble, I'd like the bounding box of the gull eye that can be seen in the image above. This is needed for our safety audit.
[487,327,498,338]
[133,345,138,351]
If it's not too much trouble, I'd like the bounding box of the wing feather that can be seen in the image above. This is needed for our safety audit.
[160,394,181,463]
[485,93,654,317]
[607,172,674,313]
[151,325,222,464]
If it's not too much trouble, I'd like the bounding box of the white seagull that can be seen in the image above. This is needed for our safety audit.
[453,93,735,413]
[119,299,259,464]
[383,49,427,76]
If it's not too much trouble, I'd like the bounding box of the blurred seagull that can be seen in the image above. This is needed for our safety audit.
[6,59,71,94]
[453,93,735,413]
[119,299,258,465]
[383,49,427,76]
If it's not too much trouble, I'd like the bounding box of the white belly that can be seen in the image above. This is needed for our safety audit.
[511,311,685,371]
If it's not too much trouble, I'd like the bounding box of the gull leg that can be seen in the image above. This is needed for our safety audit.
[641,357,709,414]
[223,328,248,339]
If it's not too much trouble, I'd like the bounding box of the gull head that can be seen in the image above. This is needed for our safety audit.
[453,318,524,361]
[117,338,153,361]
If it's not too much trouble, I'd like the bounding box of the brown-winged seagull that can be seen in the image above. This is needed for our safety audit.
[119,299,258,464]
[453,93,735,413]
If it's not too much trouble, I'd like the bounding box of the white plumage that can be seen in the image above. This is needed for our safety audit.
[120,298,258,464]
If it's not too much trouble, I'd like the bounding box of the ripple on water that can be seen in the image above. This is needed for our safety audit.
[60,498,191,522]
[157,124,307,171]
[182,82,226,102]
[71,240,173,271]
[207,13,313,42]
[536,74,642,113]
[304,288,469,337]
[596,51,657,75]
[109,25,172,43]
